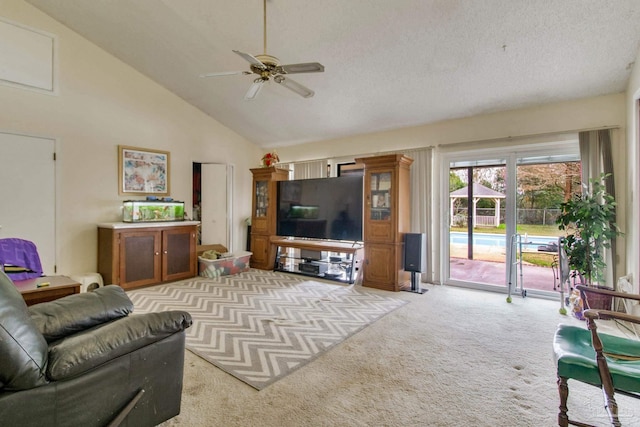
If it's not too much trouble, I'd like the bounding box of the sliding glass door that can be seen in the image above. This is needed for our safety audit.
[449,161,507,289]
[444,142,580,297]
[513,158,581,295]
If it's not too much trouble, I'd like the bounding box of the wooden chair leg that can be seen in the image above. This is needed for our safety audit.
[600,387,621,427]
[558,376,569,427]
[587,316,621,427]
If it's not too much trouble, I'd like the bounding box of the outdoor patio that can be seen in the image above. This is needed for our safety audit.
[450,256,560,293]
[449,238,564,294]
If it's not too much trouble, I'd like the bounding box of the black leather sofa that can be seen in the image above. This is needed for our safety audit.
[0,270,192,427]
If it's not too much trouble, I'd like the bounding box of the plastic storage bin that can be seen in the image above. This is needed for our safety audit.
[198,251,252,278]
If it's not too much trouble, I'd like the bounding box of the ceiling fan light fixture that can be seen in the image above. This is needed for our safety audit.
[244,78,265,100]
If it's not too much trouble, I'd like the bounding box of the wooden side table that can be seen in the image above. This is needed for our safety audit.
[13,276,81,306]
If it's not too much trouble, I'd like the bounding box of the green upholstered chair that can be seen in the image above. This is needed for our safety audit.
[553,285,640,427]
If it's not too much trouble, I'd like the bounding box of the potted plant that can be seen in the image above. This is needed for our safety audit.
[556,173,622,311]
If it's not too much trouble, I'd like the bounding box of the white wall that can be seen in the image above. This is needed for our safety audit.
[0,0,262,275]
[626,46,640,290]
[281,93,625,162]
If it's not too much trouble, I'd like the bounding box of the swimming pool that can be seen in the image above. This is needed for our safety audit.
[450,232,559,249]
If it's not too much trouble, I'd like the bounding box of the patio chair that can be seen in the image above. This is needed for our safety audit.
[553,285,640,426]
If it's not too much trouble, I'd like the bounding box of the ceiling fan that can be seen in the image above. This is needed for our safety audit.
[199,0,324,100]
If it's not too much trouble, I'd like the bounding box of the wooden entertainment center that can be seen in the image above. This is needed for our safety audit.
[249,166,290,270]
[356,154,413,291]
[249,154,413,291]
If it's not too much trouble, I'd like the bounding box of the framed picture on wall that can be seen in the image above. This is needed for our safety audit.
[118,145,170,196]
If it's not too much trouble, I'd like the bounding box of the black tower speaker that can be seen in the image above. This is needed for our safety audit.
[404,233,427,294]
[404,233,425,272]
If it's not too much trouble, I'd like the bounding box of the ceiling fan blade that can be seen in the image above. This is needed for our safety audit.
[278,62,325,74]
[244,79,265,100]
[233,50,266,70]
[273,75,314,98]
[199,71,251,78]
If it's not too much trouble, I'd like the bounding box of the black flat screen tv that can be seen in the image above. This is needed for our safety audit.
[277,176,363,242]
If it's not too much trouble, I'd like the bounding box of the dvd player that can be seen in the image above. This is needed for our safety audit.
[298,261,328,275]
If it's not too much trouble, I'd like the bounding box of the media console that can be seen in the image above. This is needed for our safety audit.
[272,237,364,284]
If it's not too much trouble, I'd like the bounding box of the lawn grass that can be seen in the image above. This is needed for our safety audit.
[521,252,556,267]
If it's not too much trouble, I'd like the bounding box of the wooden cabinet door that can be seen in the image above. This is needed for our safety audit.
[252,179,270,233]
[364,169,395,243]
[364,243,409,291]
[364,244,395,287]
[162,226,196,282]
[250,234,272,269]
[119,230,162,289]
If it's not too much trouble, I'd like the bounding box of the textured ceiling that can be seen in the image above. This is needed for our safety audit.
[25,0,640,148]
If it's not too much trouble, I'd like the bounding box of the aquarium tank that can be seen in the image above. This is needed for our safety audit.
[123,200,185,222]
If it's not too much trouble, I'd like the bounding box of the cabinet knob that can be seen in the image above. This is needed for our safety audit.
[164,250,168,254]
[155,252,159,256]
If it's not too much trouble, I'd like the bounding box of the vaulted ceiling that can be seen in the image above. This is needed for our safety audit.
[25,0,640,147]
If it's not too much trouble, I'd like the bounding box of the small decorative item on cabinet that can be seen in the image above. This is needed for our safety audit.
[261,151,280,167]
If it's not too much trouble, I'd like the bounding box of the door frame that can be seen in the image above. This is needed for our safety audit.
[439,139,579,295]
[193,161,234,252]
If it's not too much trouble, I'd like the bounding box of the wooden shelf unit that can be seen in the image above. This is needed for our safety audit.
[272,237,363,284]
[355,154,413,291]
[250,167,290,270]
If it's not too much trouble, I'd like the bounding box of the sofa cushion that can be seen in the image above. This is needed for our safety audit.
[29,285,134,342]
[0,270,48,390]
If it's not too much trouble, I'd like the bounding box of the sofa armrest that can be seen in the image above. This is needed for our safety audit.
[29,285,133,342]
[47,310,192,381]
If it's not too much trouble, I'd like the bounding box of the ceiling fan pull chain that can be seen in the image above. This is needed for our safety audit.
[263,0,267,55]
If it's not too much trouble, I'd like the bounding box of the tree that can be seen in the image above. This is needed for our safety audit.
[449,171,465,192]
[517,162,581,210]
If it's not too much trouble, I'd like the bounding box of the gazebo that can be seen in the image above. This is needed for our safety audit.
[450,183,505,227]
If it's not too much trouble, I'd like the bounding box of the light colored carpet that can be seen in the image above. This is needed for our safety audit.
[128,270,406,390]
[133,272,640,427]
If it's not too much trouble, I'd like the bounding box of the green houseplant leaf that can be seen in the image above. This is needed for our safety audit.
[556,173,621,287]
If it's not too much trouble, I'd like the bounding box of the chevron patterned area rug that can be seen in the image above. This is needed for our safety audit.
[128,269,407,390]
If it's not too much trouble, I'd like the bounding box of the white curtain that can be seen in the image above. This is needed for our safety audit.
[401,147,433,283]
[292,159,328,179]
[278,163,294,180]
[578,129,617,285]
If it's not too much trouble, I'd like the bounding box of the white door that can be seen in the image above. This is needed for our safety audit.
[0,132,56,274]
[200,163,228,249]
